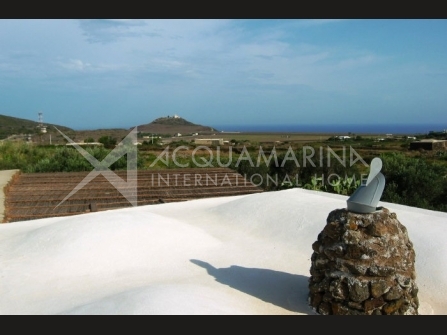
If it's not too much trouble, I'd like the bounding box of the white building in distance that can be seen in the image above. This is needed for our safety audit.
[195,138,224,146]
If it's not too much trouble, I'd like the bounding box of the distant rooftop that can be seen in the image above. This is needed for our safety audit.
[418,139,447,143]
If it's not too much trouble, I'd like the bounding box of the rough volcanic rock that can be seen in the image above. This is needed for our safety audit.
[308,208,418,315]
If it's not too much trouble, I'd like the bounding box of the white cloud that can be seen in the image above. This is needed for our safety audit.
[60,59,91,71]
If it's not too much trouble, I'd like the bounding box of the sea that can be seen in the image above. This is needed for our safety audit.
[212,124,447,135]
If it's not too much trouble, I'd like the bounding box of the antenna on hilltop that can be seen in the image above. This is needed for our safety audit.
[38,112,47,133]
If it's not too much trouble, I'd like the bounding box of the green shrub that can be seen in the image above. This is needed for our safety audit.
[380,152,447,211]
[98,136,117,149]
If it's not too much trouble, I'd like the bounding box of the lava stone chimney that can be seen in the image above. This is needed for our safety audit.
[308,208,418,315]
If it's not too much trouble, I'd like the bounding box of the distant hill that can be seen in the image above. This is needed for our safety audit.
[0,114,73,140]
[135,116,219,135]
[0,113,219,144]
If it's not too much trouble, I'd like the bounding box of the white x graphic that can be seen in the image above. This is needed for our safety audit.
[54,127,138,209]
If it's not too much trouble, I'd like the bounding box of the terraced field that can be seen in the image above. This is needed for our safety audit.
[3,168,263,223]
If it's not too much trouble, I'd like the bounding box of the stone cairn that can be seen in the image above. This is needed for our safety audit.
[308,207,419,315]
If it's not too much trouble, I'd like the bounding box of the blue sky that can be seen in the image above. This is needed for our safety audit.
[0,19,446,131]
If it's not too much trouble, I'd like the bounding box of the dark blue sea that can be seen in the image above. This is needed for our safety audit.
[212,124,447,135]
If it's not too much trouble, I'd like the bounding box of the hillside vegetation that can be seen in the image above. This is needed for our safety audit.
[0,114,73,140]
[2,113,447,212]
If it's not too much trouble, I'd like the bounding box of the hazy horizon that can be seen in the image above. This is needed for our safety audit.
[58,120,447,135]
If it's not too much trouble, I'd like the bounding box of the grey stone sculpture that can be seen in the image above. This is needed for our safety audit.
[347,157,385,214]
